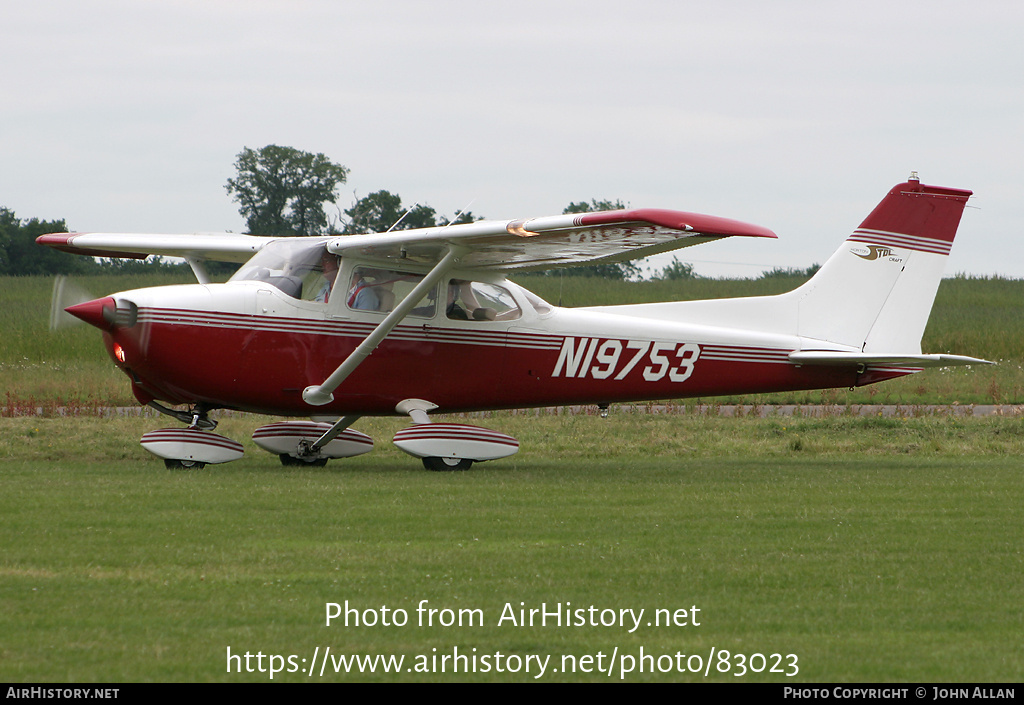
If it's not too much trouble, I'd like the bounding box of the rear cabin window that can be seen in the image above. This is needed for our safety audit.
[346,267,436,318]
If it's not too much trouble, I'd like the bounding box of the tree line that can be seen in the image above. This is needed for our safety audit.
[3,144,705,279]
[223,145,647,278]
[0,208,188,276]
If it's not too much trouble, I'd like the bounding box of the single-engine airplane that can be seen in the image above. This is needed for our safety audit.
[38,174,989,470]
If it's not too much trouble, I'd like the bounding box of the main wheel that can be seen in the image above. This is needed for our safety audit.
[422,457,474,471]
[164,458,207,470]
[279,454,329,467]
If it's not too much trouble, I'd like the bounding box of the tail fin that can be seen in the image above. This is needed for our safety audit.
[788,174,972,354]
[590,176,976,361]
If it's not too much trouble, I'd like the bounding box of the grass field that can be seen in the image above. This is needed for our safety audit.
[2,272,1022,682]
[1,413,1023,682]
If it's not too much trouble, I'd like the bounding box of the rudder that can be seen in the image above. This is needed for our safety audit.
[791,174,973,354]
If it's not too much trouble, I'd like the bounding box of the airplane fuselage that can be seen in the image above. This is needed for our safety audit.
[91,275,881,417]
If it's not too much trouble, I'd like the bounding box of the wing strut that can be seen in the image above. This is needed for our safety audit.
[299,415,362,457]
[302,246,463,406]
[186,258,211,285]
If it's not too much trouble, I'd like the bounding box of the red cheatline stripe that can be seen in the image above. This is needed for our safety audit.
[136,308,562,349]
[700,345,792,364]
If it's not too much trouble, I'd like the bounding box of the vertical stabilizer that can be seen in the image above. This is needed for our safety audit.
[792,175,972,353]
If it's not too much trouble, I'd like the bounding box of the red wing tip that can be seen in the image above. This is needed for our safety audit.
[578,209,776,239]
[36,232,77,246]
[36,232,149,260]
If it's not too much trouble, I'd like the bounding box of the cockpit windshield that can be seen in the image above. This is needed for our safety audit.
[229,238,336,301]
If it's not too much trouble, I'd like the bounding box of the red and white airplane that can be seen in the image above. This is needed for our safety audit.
[38,174,988,470]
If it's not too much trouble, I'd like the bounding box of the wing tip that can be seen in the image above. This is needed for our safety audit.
[578,209,777,239]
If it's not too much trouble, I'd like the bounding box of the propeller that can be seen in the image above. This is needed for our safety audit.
[49,275,97,331]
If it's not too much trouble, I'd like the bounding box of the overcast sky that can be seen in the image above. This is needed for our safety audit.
[4,1,1022,277]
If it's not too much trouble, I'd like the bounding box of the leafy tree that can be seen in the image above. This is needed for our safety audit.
[563,198,626,215]
[342,190,440,233]
[558,199,640,280]
[225,145,349,237]
[760,264,821,279]
[656,256,698,280]
[0,208,86,275]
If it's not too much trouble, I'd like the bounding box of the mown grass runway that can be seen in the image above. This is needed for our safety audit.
[2,413,1022,682]
[3,272,1022,681]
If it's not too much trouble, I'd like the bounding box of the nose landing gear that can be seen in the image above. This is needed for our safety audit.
[140,403,243,469]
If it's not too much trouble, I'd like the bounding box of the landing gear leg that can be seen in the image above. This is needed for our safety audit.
[148,401,218,431]
[140,404,244,468]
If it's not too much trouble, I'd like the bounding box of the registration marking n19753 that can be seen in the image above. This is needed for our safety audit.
[551,337,701,383]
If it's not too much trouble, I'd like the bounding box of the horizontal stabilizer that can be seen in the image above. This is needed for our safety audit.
[789,351,992,368]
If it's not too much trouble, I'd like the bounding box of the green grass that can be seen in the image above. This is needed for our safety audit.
[1,273,198,407]
[4,273,1022,682]
[2,414,1023,682]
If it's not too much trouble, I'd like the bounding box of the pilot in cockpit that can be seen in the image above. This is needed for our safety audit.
[314,250,340,303]
[446,280,496,321]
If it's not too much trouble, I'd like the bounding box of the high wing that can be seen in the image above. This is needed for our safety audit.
[35,232,273,263]
[36,208,775,271]
[327,209,776,271]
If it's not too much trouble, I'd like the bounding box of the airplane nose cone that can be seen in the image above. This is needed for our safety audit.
[65,296,117,330]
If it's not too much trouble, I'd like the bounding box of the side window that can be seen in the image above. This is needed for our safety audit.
[446,280,522,322]
[346,267,436,318]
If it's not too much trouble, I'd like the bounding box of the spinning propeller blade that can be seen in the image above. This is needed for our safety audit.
[49,275,97,331]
